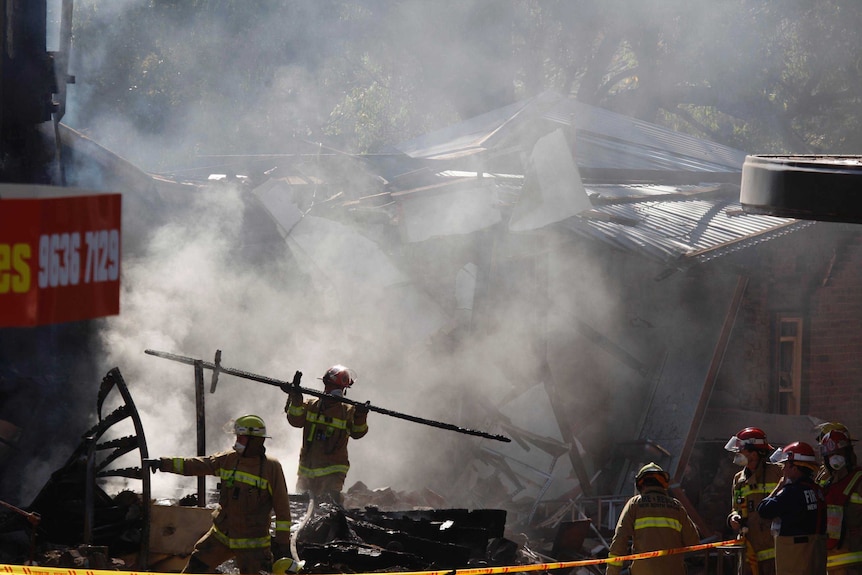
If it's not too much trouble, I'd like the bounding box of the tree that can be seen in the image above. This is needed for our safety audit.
[68,0,862,170]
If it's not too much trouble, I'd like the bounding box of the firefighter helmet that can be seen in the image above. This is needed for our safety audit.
[820,429,853,457]
[272,557,302,574]
[234,414,270,438]
[769,441,818,471]
[635,462,670,490]
[320,365,354,389]
[815,421,851,442]
[724,427,773,452]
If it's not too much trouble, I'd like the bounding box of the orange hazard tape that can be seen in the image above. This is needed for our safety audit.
[0,540,742,575]
[380,539,743,575]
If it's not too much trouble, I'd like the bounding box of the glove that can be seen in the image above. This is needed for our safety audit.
[356,401,370,416]
[142,458,161,474]
[281,371,302,394]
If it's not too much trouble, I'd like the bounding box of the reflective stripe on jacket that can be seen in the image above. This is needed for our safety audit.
[729,462,782,570]
[161,449,292,547]
[212,525,271,550]
[286,395,368,478]
[606,486,700,575]
[823,468,862,571]
[828,550,862,568]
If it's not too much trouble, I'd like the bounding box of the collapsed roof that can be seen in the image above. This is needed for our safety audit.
[25,92,818,540]
[246,92,814,520]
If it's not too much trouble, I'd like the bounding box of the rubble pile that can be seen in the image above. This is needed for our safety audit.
[0,368,607,573]
[0,477,606,573]
[296,501,508,571]
[39,545,128,570]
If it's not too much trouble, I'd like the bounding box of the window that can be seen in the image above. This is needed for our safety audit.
[776,315,803,415]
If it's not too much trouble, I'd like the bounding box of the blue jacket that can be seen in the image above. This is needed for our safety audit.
[757,475,826,537]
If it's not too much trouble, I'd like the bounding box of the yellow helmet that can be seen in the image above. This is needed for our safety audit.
[273,557,302,574]
[635,462,670,490]
[815,422,851,442]
[234,414,269,438]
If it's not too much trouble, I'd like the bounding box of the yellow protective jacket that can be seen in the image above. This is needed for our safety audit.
[823,468,862,574]
[286,394,368,479]
[729,461,782,572]
[606,486,701,575]
[160,450,292,549]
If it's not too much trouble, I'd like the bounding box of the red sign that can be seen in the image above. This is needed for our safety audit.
[0,194,121,326]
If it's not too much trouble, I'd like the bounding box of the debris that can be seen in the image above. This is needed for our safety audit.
[0,368,611,573]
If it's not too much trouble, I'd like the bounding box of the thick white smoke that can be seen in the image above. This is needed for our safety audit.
[91,180,528,502]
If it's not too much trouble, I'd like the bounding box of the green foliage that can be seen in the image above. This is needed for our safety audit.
[69,0,862,170]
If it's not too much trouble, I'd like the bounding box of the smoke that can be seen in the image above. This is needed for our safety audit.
[81,175,518,501]
[41,0,676,510]
[94,182,303,496]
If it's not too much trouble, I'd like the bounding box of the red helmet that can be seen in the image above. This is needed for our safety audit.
[320,365,354,389]
[815,422,851,442]
[820,429,853,457]
[724,427,773,452]
[769,441,819,471]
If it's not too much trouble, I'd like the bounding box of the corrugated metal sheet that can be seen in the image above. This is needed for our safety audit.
[397,92,747,172]
[393,94,813,269]
[561,187,815,267]
[396,99,534,160]
[544,99,747,172]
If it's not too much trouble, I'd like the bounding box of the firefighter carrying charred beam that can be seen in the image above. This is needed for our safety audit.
[145,415,292,574]
[725,426,782,575]
[284,365,369,504]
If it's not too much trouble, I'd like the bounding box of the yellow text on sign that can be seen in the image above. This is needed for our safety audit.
[0,243,31,293]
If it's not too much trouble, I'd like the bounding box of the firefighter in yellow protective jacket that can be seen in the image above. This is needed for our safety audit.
[286,365,368,503]
[606,462,701,575]
[151,415,292,574]
[818,428,862,574]
[725,427,782,575]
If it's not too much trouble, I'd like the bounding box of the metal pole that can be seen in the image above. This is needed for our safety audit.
[145,349,511,443]
[84,434,96,545]
[194,360,206,506]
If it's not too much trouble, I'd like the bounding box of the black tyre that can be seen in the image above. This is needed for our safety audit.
[740,155,862,223]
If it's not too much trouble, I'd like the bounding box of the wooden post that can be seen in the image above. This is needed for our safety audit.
[194,360,206,506]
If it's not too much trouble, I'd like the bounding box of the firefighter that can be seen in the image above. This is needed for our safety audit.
[818,428,862,574]
[606,462,701,575]
[149,414,292,574]
[285,365,369,503]
[757,441,827,575]
[817,423,854,484]
[724,426,781,575]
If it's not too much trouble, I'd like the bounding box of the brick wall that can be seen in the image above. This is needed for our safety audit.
[805,230,862,435]
[715,226,862,437]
